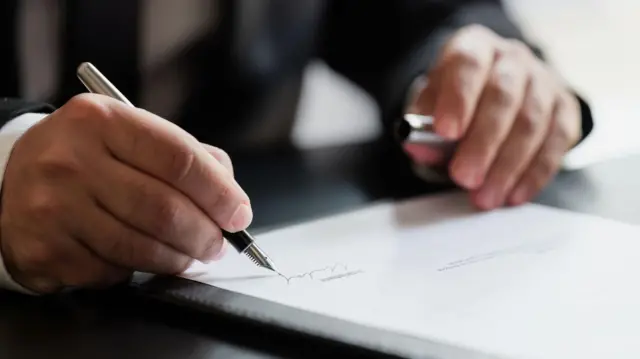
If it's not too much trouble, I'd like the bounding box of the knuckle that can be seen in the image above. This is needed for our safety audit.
[524,92,546,121]
[166,145,196,184]
[122,126,145,158]
[217,182,240,206]
[210,146,231,163]
[28,189,66,220]
[64,94,111,123]
[494,147,519,169]
[125,179,184,241]
[518,107,542,135]
[219,153,232,169]
[487,72,516,107]
[35,152,81,180]
[214,148,233,171]
[451,48,482,71]
[149,196,183,239]
[212,184,233,209]
[507,40,532,57]
[205,145,234,176]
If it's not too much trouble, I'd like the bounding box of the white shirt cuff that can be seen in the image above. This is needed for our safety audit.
[0,112,48,295]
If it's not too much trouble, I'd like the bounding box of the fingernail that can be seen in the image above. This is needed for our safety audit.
[229,204,253,232]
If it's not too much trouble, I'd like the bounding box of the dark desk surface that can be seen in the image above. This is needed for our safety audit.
[1,139,639,359]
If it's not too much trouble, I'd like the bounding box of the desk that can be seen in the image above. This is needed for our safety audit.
[1,139,638,359]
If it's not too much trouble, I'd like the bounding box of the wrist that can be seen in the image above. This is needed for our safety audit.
[0,113,48,295]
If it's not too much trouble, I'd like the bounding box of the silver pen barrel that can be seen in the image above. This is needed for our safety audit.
[77,62,134,106]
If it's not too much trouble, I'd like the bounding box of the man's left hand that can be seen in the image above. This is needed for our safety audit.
[404,24,582,210]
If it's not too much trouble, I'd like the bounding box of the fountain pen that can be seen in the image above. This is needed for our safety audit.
[76,62,279,273]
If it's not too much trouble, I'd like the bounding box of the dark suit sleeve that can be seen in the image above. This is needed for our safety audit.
[318,0,593,143]
[0,98,56,128]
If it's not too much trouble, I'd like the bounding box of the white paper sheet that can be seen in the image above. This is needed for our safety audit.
[182,191,640,359]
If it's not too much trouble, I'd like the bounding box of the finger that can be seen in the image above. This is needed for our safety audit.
[73,198,195,274]
[51,235,132,290]
[202,143,233,177]
[97,99,252,232]
[3,184,130,293]
[403,143,448,167]
[431,26,498,139]
[409,73,440,115]
[507,97,576,206]
[3,204,131,293]
[472,71,555,209]
[450,52,529,190]
[1,233,127,293]
[209,239,229,262]
[87,155,224,262]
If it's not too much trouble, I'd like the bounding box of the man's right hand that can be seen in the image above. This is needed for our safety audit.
[0,94,252,294]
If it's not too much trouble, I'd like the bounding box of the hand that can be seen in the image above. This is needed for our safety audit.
[0,94,251,293]
[404,25,582,210]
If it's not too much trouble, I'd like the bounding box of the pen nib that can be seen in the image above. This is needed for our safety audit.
[243,243,279,273]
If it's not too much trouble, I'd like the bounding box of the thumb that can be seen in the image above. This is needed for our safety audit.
[406,74,439,116]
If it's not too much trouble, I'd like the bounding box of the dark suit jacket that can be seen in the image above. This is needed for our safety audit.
[0,0,593,154]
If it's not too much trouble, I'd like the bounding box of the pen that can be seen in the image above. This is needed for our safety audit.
[395,75,458,151]
[76,62,279,273]
[395,114,457,163]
